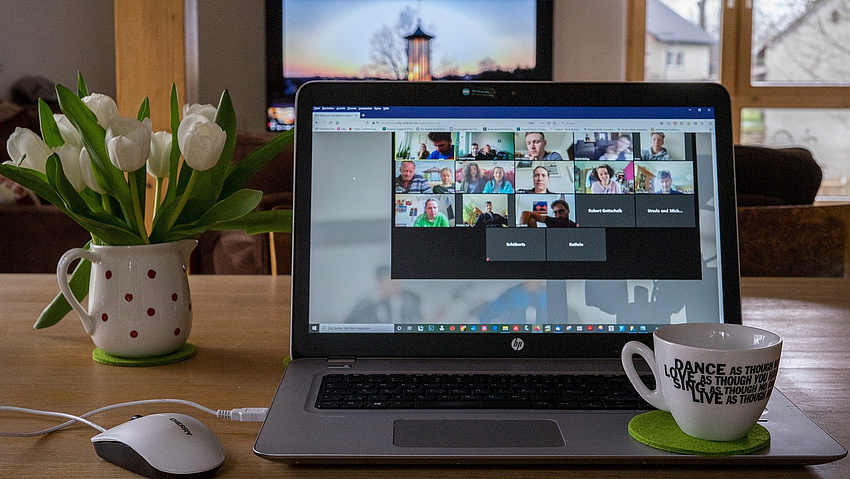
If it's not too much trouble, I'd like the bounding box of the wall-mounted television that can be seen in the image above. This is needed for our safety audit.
[265,0,553,131]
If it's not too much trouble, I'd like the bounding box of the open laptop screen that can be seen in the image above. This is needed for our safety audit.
[303,100,727,337]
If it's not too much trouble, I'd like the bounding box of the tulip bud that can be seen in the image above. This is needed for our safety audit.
[53,114,82,149]
[182,103,218,123]
[79,147,105,194]
[147,131,172,179]
[105,117,152,172]
[54,143,85,192]
[81,93,119,130]
[5,127,52,174]
[177,114,226,172]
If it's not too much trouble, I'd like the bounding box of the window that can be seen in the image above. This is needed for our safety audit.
[628,0,850,199]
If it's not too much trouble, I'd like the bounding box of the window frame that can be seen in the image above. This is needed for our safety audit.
[627,0,850,143]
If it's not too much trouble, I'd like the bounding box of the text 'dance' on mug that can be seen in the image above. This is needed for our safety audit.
[621,323,782,442]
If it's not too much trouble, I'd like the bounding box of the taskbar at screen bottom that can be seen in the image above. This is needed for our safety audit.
[310,323,661,334]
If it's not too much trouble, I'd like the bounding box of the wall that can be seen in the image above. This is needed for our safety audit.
[1,0,627,132]
[0,0,115,101]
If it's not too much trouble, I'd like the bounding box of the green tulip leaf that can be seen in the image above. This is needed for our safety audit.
[77,71,89,98]
[137,97,151,121]
[35,243,92,329]
[38,99,64,148]
[0,163,63,206]
[220,129,293,200]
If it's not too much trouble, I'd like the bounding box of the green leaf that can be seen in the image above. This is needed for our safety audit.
[38,99,64,148]
[215,208,292,234]
[35,244,92,329]
[46,155,144,245]
[137,97,151,121]
[0,163,64,207]
[77,71,89,98]
[162,208,292,242]
[220,129,293,200]
[163,84,181,204]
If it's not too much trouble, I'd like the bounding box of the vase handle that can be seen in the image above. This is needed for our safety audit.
[57,248,99,335]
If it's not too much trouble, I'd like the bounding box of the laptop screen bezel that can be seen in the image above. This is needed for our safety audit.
[289,81,741,359]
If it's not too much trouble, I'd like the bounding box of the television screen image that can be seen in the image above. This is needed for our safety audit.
[457,131,515,160]
[574,132,636,161]
[634,161,695,194]
[463,194,510,228]
[515,161,574,194]
[575,161,634,194]
[395,194,456,227]
[515,194,576,227]
[514,131,573,161]
[638,131,687,161]
[266,0,553,131]
[396,131,458,160]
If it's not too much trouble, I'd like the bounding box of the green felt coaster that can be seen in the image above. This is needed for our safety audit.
[92,343,198,366]
[628,410,770,456]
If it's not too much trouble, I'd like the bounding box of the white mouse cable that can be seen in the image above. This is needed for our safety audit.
[0,399,268,438]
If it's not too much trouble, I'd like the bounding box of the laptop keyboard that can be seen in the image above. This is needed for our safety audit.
[315,373,655,410]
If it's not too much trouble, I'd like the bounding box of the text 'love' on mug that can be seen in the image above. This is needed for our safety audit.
[621,323,782,442]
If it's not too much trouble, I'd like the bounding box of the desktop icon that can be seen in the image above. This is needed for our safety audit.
[449,325,456,332]
[428,325,435,331]
[512,325,520,332]
[460,325,467,332]
[481,325,487,332]
[417,325,424,332]
[619,325,626,332]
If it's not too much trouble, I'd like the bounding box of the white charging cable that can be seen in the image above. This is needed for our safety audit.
[0,399,268,437]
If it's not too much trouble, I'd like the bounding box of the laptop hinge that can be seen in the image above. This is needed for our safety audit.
[327,358,355,368]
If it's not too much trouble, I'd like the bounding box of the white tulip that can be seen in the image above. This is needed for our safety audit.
[147,131,172,179]
[79,147,105,194]
[182,103,217,123]
[177,114,226,172]
[105,116,152,172]
[54,143,85,192]
[5,127,52,174]
[81,93,119,130]
[53,114,82,149]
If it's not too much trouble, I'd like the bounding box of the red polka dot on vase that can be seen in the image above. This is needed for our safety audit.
[147,308,155,316]
[101,313,108,322]
[147,269,156,279]
[171,293,178,301]
[125,293,133,302]
[105,270,112,279]
[174,328,181,336]
[130,330,138,338]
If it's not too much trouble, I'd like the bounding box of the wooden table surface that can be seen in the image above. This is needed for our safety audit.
[1,274,847,478]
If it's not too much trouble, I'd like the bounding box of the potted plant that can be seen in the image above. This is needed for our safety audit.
[1,73,292,360]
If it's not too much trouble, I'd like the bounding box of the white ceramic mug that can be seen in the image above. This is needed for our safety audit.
[621,323,782,441]
[57,240,197,358]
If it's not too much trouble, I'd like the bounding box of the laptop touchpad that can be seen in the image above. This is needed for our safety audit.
[393,419,565,448]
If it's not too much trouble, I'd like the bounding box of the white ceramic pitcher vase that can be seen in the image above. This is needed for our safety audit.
[57,239,197,358]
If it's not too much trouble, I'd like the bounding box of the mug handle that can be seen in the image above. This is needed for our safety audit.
[621,340,669,411]
[57,248,99,335]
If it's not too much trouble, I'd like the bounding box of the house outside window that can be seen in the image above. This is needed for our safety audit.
[629,0,850,200]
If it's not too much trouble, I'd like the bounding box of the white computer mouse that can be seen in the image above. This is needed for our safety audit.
[91,413,225,478]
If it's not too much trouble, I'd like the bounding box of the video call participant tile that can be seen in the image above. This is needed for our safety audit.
[635,195,696,228]
[574,195,636,228]
[546,228,606,262]
[485,228,546,262]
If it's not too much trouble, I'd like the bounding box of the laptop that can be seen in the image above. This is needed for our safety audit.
[254,81,847,464]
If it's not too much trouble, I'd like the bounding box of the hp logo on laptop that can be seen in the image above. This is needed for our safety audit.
[511,338,525,351]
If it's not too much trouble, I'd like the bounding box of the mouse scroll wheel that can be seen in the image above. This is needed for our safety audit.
[130,415,144,420]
